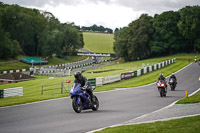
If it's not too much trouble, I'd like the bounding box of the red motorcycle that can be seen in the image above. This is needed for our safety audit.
[157,80,167,97]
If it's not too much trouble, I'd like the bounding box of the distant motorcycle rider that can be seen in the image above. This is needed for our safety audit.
[157,73,167,88]
[169,73,177,84]
[74,71,94,102]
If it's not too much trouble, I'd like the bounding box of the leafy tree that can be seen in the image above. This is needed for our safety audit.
[62,24,84,53]
[0,3,22,59]
[81,24,113,33]
[178,6,200,52]
[42,30,63,58]
[114,5,200,62]
[1,5,47,56]
[0,2,84,59]
[0,25,22,59]
[127,14,153,60]
[114,14,153,61]
[150,11,186,56]
[113,27,129,61]
[0,27,12,59]
[114,28,119,33]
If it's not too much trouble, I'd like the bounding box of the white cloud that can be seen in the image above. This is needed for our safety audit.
[39,2,144,29]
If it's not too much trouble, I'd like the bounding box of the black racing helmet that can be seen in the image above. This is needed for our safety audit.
[74,71,82,80]
[159,73,164,78]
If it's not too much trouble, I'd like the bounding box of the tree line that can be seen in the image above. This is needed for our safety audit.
[114,6,200,61]
[0,2,84,59]
[81,24,113,34]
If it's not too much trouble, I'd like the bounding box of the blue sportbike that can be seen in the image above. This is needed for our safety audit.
[70,83,99,113]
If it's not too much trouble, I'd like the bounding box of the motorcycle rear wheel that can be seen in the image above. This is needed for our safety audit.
[72,96,82,113]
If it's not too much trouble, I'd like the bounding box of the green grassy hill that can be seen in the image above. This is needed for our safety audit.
[83,32,114,53]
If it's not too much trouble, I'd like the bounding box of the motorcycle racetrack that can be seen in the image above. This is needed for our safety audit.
[0,63,199,133]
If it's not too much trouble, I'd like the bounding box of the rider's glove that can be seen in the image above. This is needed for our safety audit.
[82,86,87,90]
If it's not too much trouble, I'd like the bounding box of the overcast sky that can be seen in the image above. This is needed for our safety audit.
[0,0,199,29]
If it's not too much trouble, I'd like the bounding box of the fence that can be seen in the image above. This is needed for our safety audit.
[41,83,62,95]
[41,80,74,95]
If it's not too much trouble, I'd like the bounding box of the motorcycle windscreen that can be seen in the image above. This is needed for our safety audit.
[72,83,81,89]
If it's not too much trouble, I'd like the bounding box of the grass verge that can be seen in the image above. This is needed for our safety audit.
[176,91,200,104]
[95,115,200,133]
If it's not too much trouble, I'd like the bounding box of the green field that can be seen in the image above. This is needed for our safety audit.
[83,32,114,53]
[0,53,199,107]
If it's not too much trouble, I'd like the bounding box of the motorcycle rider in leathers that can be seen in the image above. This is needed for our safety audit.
[169,73,177,84]
[157,73,167,88]
[74,71,94,102]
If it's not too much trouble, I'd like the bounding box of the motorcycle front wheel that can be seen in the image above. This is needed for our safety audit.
[160,90,163,97]
[92,95,99,111]
[170,84,175,91]
[72,96,82,113]
[159,88,166,97]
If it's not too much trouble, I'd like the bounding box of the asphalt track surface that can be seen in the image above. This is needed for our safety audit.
[0,63,199,133]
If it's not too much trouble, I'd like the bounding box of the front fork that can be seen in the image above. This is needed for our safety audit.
[77,96,81,105]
